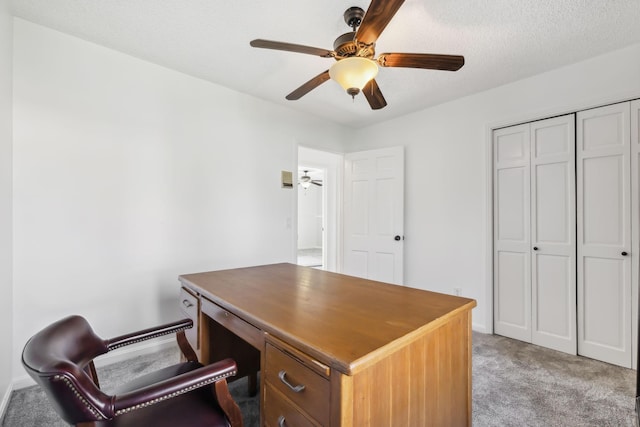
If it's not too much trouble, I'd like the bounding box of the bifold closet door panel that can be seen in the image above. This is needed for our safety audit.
[493,124,532,342]
[577,102,632,368]
[530,115,576,355]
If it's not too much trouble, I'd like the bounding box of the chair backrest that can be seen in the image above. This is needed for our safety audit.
[22,315,113,424]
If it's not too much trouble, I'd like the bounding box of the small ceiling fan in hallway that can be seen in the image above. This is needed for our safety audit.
[299,170,323,188]
[250,0,465,110]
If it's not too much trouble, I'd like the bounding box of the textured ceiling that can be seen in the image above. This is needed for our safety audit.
[11,0,640,128]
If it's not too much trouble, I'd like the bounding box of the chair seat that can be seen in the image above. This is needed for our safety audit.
[94,387,230,427]
[95,361,230,427]
[114,361,203,394]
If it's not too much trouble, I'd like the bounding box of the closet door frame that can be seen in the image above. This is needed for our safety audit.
[488,96,640,369]
[631,99,640,370]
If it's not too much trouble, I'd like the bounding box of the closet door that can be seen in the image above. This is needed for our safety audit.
[577,102,632,368]
[494,124,531,342]
[530,115,576,354]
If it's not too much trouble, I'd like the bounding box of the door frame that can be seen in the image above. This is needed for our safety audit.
[296,145,343,273]
[485,92,640,367]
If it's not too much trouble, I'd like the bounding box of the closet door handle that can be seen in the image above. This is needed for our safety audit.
[533,246,538,251]
[622,251,628,256]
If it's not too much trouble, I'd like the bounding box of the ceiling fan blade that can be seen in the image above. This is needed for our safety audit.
[250,39,334,58]
[362,79,387,110]
[378,53,465,71]
[311,181,323,187]
[356,0,405,45]
[286,70,331,100]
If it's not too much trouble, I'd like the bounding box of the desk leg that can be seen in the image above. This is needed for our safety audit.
[248,372,258,397]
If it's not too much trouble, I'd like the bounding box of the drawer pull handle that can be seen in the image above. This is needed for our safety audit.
[182,299,194,308]
[278,370,305,393]
[277,415,286,427]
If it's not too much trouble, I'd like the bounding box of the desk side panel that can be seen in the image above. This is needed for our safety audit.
[348,309,472,427]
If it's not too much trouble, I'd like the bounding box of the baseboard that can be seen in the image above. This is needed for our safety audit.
[0,382,12,422]
[12,336,176,390]
[472,322,489,334]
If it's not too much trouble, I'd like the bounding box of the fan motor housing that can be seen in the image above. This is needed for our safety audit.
[333,32,357,57]
[333,7,376,59]
[333,32,375,59]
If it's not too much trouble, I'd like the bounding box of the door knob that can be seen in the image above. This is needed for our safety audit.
[622,251,628,256]
[394,235,402,241]
[533,246,538,251]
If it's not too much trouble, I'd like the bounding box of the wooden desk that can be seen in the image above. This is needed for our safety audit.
[178,263,476,426]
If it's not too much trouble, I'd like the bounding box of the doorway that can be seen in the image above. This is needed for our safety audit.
[297,167,324,268]
[297,146,343,272]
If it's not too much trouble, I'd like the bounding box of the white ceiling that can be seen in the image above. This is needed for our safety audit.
[11,0,640,128]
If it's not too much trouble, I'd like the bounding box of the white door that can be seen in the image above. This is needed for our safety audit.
[343,147,404,284]
[493,115,576,353]
[530,115,576,354]
[577,102,632,368]
[493,124,532,342]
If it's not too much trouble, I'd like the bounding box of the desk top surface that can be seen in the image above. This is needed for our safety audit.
[179,263,476,374]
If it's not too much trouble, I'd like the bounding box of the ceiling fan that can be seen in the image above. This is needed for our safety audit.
[299,170,323,187]
[250,0,465,110]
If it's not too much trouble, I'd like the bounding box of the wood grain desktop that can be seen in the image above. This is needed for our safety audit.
[178,263,476,426]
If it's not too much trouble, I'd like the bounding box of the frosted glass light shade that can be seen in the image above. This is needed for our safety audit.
[329,57,378,96]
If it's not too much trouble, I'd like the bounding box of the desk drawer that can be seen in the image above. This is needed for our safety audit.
[264,384,318,427]
[179,287,199,350]
[265,343,330,425]
[200,297,262,350]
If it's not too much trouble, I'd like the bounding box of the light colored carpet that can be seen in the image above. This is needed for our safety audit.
[2,332,636,426]
[472,332,635,426]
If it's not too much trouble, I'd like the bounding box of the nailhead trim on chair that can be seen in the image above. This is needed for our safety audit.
[107,326,190,351]
[114,370,236,416]
[53,375,105,420]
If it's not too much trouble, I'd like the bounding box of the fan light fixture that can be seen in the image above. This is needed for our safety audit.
[329,57,378,99]
[300,179,311,189]
[300,173,312,189]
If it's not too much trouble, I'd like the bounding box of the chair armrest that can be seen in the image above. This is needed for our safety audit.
[111,358,238,416]
[106,319,193,351]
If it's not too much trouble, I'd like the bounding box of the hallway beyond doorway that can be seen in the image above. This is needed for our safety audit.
[297,247,322,268]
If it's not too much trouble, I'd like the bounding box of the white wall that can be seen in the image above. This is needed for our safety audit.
[0,0,13,414]
[11,19,348,381]
[350,43,640,333]
[9,13,640,387]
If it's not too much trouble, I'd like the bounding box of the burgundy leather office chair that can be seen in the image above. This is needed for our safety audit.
[22,315,243,427]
